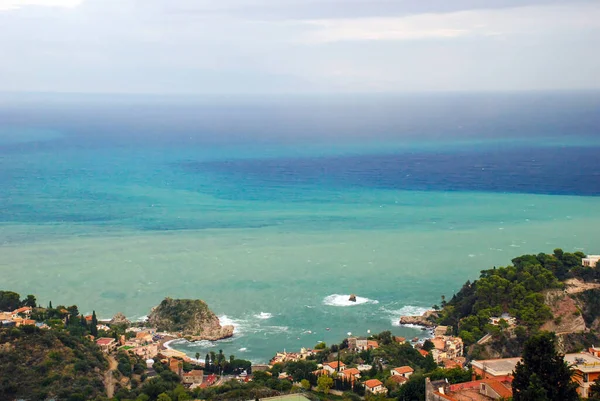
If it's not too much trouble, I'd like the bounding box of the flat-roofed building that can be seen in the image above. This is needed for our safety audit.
[582,255,600,267]
[565,353,600,398]
[471,357,521,380]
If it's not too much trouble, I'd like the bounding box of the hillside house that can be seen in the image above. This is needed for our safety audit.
[96,337,117,353]
[182,369,204,385]
[582,255,600,267]
[430,336,464,363]
[342,368,361,382]
[323,361,346,374]
[365,379,387,395]
[392,366,414,379]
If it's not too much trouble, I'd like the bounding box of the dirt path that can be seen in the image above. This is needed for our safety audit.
[105,355,118,398]
[565,278,600,294]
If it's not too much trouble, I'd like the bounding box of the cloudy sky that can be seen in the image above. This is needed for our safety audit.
[1,0,599,94]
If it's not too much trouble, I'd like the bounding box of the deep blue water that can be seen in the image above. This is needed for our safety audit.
[1,92,600,362]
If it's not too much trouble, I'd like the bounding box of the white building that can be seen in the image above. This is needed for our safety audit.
[582,255,600,268]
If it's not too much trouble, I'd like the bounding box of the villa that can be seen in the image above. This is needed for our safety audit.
[96,337,117,353]
[582,255,600,267]
[342,368,361,382]
[391,366,414,379]
[323,361,346,374]
[430,336,464,363]
[182,369,204,385]
[365,379,387,395]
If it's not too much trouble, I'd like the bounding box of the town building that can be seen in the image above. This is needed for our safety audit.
[389,375,408,386]
[565,352,600,398]
[342,368,361,382]
[430,336,464,364]
[323,361,346,374]
[471,357,521,380]
[365,379,387,395]
[96,337,117,353]
[582,255,600,267]
[489,314,517,327]
[425,377,513,401]
[12,307,32,318]
[391,366,414,379]
[347,337,379,351]
[182,369,204,385]
[434,326,450,337]
[357,364,372,372]
[169,358,183,377]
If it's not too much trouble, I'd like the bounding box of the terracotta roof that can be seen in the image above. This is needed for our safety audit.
[365,379,383,388]
[85,315,93,321]
[96,337,115,346]
[432,338,446,350]
[418,349,430,357]
[393,366,414,375]
[13,307,32,314]
[22,319,36,325]
[343,368,360,376]
[367,340,379,348]
[482,379,513,399]
[390,376,408,384]
[324,361,345,368]
[395,336,406,343]
[184,370,204,377]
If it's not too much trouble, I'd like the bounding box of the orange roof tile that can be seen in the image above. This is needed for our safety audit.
[390,376,408,384]
[367,340,379,348]
[394,366,414,374]
[13,307,32,314]
[324,361,345,368]
[419,349,430,357]
[365,379,383,388]
[343,368,360,376]
[482,379,513,399]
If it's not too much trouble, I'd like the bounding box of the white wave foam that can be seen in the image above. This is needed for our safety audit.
[254,312,273,320]
[323,294,379,307]
[383,305,431,327]
[219,314,288,337]
[137,315,148,322]
[239,347,248,352]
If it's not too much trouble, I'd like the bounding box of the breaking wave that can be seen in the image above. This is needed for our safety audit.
[322,294,379,307]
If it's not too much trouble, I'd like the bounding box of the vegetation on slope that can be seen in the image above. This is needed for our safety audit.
[0,325,107,401]
[436,249,592,348]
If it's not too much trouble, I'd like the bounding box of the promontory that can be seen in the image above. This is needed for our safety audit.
[147,297,234,341]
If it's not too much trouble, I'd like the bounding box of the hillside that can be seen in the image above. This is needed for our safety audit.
[147,297,234,340]
[0,326,108,401]
[435,249,600,357]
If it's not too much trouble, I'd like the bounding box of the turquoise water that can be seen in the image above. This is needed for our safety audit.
[1,93,600,362]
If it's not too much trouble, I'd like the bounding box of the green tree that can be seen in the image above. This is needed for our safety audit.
[422,340,434,352]
[314,342,327,350]
[22,295,37,308]
[317,375,333,394]
[0,291,21,311]
[512,332,578,401]
[91,311,98,337]
[157,393,172,401]
[301,379,311,390]
[589,378,600,400]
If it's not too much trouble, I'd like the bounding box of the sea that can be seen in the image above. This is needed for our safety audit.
[1,91,599,363]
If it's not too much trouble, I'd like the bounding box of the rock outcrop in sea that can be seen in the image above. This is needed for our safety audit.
[349,294,357,302]
[399,310,438,328]
[148,297,234,341]
[110,312,131,326]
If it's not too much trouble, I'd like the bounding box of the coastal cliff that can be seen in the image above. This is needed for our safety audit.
[148,298,234,341]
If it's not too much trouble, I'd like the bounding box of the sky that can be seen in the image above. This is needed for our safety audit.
[1,0,599,94]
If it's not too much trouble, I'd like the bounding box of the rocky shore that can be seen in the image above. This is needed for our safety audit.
[147,297,234,342]
[399,310,439,328]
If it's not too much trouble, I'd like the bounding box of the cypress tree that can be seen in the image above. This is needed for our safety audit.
[91,311,98,337]
[48,301,53,309]
[512,332,579,401]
